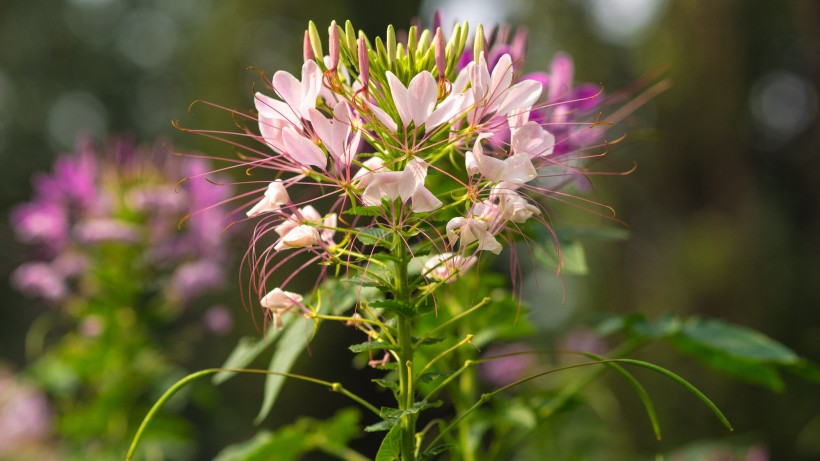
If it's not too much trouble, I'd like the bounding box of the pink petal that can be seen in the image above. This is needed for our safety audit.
[496,80,542,116]
[365,101,399,133]
[282,126,326,169]
[427,93,466,130]
[407,71,438,126]
[386,71,412,128]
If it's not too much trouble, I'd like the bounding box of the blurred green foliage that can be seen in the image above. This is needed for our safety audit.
[2,0,819,460]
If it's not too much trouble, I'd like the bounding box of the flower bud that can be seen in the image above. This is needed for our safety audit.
[303,30,314,62]
[358,33,369,88]
[328,20,340,69]
[434,27,446,77]
[308,20,323,61]
[473,24,485,64]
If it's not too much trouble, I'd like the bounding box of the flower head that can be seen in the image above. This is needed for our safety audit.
[189,17,633,322]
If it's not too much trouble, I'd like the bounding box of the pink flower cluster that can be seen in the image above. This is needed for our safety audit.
[195,20,609,322]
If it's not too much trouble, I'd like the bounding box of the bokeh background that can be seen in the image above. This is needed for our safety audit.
[1,0,819,459]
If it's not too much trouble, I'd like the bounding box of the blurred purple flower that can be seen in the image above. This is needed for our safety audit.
[10,136,234,308]
[479,343,537,388]
[203,305,233,335]
[11,263,68,301]
[0,370,52,455]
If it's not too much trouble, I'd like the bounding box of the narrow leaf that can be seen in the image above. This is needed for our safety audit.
[375,424,402,461]
[255,316,313,423]
[616,358,733,432]
[349,341,397,353]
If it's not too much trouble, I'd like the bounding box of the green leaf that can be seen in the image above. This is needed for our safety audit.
[364,420,393,432]
[380,400,442,419]
[418,371,452,384]
[533,240,588,275]
[413,336,444,346]
[344,205,383,216]
[671,336,785,391]
[555,225,631,242]
[255,316,314,424]
[680,318,799,364]
[213,319,288,385]
[214,409,361,461]
[785,359,820,383]
[349,341,397,353]
[372,378,399,391]
[356,227,390,246]
[631,315,682,340]
[370,299,415,316]
[375,424,402,461]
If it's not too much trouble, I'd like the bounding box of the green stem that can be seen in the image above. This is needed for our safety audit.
[393,230,417,461]
[537,339,644,419]
[125,368,379,461]
[398,314,417,461]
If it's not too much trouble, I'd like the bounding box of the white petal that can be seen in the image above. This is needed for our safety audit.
[276,224,321,250]
[503,154,537,184]
[411,187,442,213]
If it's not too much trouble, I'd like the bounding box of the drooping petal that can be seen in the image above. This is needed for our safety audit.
[246,180,290,217]
[274,224,321,250]
[399,158,428,201]
[502,154,537,184]
[362,171,404,206]
[410,186,442,213]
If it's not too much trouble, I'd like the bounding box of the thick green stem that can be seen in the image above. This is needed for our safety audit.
[397,314,417,461]
[393,232,417,461]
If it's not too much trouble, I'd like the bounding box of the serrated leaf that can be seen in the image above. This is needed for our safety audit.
[344,205,383,216]
[380,400,442,419]
[372,378,399,391]
[356,227,391,246]
[375,424,402,461]
[680,318,799,364]
[413,336,444,346]
[255,316,314,424]
[370,299,415,316]
[349,341,397,353]
[418,371,453,384]
[423,444,453,457]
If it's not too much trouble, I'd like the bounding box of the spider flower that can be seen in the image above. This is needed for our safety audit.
[191,18,631,321]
